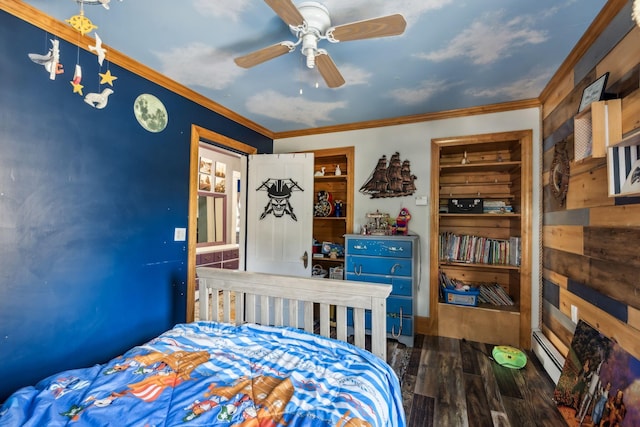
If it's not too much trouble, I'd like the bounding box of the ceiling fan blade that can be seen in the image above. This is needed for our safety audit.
[234,42,293,68]
[264,0,305,27]
[328,14,407,42]
[316,52,345,88]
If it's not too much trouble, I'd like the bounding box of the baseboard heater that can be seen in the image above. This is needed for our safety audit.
[531,329,565,384]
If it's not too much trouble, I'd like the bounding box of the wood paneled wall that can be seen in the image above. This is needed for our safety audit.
[540,0,640,361]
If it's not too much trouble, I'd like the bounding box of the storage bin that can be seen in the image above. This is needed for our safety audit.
[443,287,479,306]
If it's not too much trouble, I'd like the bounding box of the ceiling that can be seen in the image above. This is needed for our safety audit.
[23,0,608,134]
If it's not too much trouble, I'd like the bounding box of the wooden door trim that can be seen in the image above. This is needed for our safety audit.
[187,125,257,322]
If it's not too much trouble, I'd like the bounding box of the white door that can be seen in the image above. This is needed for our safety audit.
[246,153,314,277]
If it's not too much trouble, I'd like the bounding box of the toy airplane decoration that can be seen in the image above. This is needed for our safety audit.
[28,39,63,80]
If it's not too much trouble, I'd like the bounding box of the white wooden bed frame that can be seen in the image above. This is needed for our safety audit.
[196,267,392,360]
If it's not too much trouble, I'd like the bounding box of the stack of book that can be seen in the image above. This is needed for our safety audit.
[439,232,521,266]
[483,200,513,214]
[478,283,515,306]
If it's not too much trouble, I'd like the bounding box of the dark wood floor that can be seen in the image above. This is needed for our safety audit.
[393,334,567,427]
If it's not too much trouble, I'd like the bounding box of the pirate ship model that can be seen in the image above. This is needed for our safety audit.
[360,152,417,198]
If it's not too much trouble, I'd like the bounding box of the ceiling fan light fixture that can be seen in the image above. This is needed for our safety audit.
[301,34,318,68]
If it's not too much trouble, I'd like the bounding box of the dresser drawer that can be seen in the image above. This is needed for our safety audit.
[346,256,412,277]
[344,273,412,297]
[350,310,414,337]
[388,296,413,316]
[387,315,413,337]
[346,238,412,258]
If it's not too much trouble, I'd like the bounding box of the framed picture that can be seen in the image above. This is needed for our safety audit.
[199,156,212,174]
[554,320,639,426]
[578,72,609,113]
[607,145,640,197]
[198,173,211,191]
[215,161,226,179]
[214,177,226,193]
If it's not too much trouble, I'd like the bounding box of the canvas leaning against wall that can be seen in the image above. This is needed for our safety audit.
[554,320,640,426]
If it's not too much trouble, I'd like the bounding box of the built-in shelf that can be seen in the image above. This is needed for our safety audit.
[305,147,354,278]
[430,130,532,349]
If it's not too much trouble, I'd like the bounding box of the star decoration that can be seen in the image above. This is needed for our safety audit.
[71,81,84,95]
[99,69,118,86]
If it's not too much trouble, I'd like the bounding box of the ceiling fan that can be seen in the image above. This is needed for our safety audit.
[234,0,407,88]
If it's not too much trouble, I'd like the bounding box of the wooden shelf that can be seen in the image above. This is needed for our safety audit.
[440,161,521,174]
[438,301,520,314]
[312,257,345,263]
[314,175,348,180]
[439,260,520,271]
[314,216,347,220]
[439,213,520,218]
[574,99,621,162]
[439,194,517,199]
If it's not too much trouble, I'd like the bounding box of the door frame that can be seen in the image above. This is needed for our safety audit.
[187,125,257,322]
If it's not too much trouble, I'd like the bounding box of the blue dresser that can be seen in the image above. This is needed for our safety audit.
[345,234,419,347]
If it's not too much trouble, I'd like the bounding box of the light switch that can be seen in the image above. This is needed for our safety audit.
[174,227,186,241]
[415,195,428,206]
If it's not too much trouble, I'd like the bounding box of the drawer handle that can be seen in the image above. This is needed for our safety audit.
[353,264,362,276]
[353,244,367,250]
[390,263,402,274]
[389,246,403,252]
[391,307,403,339]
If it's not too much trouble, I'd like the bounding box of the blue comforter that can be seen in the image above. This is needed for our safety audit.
[0,322,405,426]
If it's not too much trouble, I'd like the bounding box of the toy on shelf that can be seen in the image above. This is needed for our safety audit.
[314,190,333,217]
[363,210,391,235]
[396,207,411,235]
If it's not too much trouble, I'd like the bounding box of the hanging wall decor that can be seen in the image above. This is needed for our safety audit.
[65,1,121,107]
[360,152,417,198]
[133,94,168,132]
[550,140,570,206]
[28,39,64,80]
[256,178,304,221]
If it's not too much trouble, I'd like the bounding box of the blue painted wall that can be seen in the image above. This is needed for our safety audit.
[0,10,272,401]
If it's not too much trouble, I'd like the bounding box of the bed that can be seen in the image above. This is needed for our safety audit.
[0,268,405,426]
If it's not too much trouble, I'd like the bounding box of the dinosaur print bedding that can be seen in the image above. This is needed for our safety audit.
[0,322,405,426]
